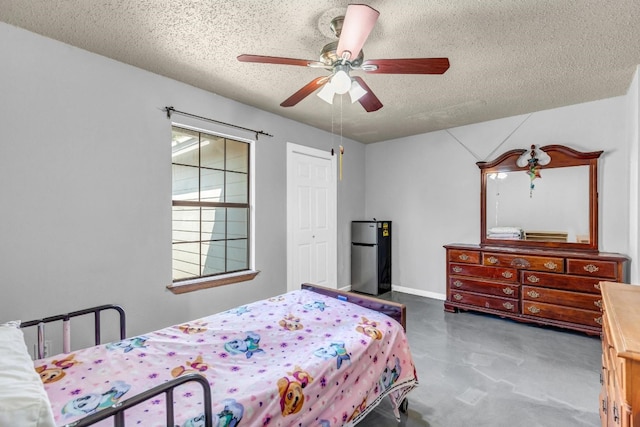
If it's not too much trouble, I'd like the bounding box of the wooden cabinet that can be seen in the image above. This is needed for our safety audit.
[600,281,640,427]
[444,244,628,335]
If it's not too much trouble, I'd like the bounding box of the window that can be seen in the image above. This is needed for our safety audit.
[170,126,255,291]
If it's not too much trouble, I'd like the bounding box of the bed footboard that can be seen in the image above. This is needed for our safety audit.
[21,304,126,358]
[68,373,213,427]
[301,283,407,331]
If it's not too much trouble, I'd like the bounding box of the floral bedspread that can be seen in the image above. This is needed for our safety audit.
[34,289,418,426]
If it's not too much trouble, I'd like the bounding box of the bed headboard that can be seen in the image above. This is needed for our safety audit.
[301,284,407,331]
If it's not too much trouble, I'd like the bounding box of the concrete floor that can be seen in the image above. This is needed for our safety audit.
[358,291,602,427]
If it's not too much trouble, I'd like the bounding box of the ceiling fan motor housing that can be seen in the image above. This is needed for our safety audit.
[320,41,364,68]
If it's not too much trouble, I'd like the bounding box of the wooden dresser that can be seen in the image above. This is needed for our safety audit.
[444,244,628,335]
[600,281,640,427]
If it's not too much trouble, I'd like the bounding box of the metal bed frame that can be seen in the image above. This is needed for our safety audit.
[21,304,126,359]
[66,373,212,427]
[21,304,214,427]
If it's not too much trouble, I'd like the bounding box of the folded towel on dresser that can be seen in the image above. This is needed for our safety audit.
[488,227,523,239]
[488,226,523,234]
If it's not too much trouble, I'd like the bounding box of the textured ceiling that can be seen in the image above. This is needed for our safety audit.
[1,1,639,143]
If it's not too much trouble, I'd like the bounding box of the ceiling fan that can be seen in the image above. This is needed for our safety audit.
[237,4,450,112]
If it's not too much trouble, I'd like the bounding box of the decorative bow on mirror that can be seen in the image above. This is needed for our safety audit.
[516,145,551,197]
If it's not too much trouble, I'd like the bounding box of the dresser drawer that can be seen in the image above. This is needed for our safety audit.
[601,312,612,354]
[522,301,603,328]
[448,249,481,264]
[449,290,518,313]
[606,330,634,414]
[450,277,520,298]
[522,285,602,311]
[449,263,518,282]
[608,345,622,396]
[600,353,608,388]
[598,361,608,427]
[483,252,564,273]
[521,271,604,294]
[566,259,619,279]
[606,370,624,427]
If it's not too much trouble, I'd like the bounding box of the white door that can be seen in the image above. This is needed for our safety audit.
[287,143,337,292]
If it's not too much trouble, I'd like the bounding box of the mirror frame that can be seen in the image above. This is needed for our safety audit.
[478,144,603,252]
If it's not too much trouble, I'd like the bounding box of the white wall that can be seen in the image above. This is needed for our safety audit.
[365,97,632,298]
[0,22,366,342]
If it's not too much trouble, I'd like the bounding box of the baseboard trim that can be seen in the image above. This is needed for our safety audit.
[339,284,445,301]
[392,285,446,301]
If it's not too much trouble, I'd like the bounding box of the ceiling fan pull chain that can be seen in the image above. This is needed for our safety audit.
[340,96,344,181]
[332,94,339,156]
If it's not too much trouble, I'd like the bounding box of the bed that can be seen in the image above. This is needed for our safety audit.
[0,284,417,427]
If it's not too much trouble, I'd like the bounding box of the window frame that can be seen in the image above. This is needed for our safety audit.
[167,124,257,294]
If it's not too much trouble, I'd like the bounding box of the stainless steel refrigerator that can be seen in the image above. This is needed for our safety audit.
[351,221,392,295]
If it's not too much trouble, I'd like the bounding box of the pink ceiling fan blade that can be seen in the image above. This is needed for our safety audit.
[336,4,379,61]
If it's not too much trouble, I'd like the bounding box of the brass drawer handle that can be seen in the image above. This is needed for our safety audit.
[584,264,599,273]
[453,280,463,288]
[594,300,602,309]
[487,256,498,264]
[594,283,601,290]
[594,316,602,325]
[453,293,463,301]
[526,274,540,283]
[502,271,513,279]
[502,287,514,295]
[544,261,558,270]
[527,290,540,298]
[511,257,530,268]
[503,302,514,310]
[527,306,541,314]
[458,254,470,261]
[452,266,463,273]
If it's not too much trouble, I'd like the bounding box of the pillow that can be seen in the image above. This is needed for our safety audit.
[0,321,56,427]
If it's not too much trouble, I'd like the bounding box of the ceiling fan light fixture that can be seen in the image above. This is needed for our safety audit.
[348,79,367,103]
[317,82,336,104]
[331,66,352,94]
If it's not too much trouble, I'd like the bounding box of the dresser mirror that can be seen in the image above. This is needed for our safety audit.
[478,144,602,252]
